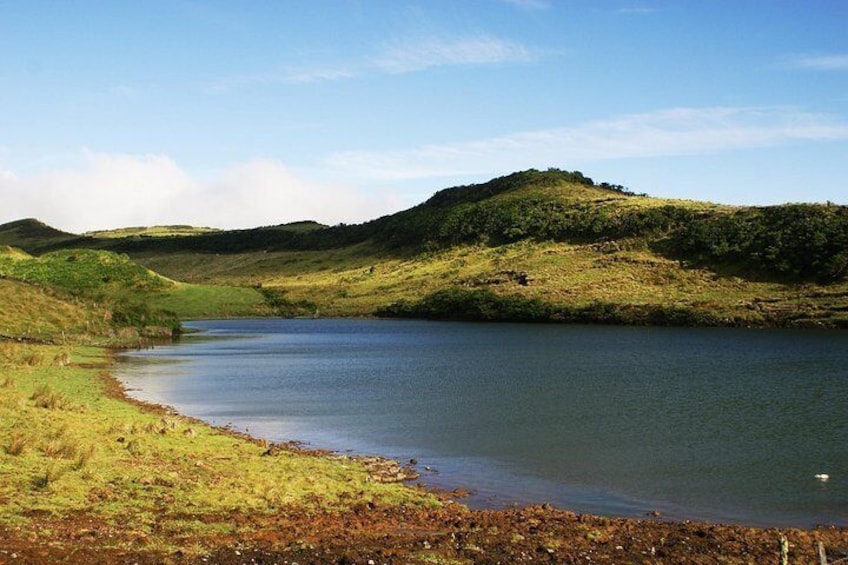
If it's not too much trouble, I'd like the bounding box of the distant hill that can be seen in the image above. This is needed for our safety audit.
[3,169,847,327]
[0,248,172,295]
[84,225,222,238]
[0,218,88,253]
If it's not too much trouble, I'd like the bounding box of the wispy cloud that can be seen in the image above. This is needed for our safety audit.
[376,36,533,74]
[615,6,657,15]
[500,0,551,10]
[210,34,537,90]
[786,53,848,71]
[326,106,848,181]
[209,65,359,90]
[0,152,401,232]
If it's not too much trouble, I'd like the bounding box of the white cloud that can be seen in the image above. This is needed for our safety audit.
[376,36,533,74]
[787,53,848,71]
[326,106,848,181]
[0,152,400,233]
[210,34,537,90]
[209,65,359,90]
[500,0,550,9]
[615,6,657,15]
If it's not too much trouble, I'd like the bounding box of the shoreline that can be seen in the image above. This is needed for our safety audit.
[1,341,846,563]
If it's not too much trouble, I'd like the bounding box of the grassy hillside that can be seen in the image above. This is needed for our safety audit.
[84,225,222,238]
[3,169,848,327]
[0,342,433,557]
[0,247,269,343]
[0,278,111,342]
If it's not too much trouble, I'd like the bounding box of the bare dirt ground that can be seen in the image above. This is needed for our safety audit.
[1,502,846,564]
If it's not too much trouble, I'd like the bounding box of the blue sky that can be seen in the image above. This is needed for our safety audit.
[2,0,847,232]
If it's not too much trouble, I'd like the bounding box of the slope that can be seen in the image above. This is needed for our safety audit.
[4,169,848,327]
[0,247,269,340]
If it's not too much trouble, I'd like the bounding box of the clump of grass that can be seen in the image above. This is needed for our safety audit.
[21,350,44,367]
[125,439,144,457]
[33,464,63,490]
[0,342,17,366]
[160,417,178,431]
[30,384,70,410]
[5,432,29,456]
[1,376,15,388]
[51,352,71,367]
[41,436,81,460]
[73,444,96,470]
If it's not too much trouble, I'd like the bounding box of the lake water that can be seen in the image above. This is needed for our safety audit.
[115,318,847,528]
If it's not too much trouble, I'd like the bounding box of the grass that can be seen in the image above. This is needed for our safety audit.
[0,342,435,553]
[4,170,848,329]
[132,239,848,327]
[84,225,221,238]
[0,248,171,295]
[147,282,268,319]
[0,249,269,342]
[0,278,110,342]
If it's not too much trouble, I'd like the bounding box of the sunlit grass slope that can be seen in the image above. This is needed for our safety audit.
[134,239,848,327]
[0,342,433,553]
[0,246,268,321]
[84,225,221,238]
[125,169,848,328]
[0,278,111,341]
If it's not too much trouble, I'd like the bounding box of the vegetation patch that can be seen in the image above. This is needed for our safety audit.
[0,342,433,554]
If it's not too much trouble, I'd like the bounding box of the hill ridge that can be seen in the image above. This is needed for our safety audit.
[2,168,848,328]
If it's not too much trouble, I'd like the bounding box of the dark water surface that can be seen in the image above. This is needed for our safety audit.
[116,319,847,527]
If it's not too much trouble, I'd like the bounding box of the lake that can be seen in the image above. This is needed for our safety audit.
[115,318,847,528]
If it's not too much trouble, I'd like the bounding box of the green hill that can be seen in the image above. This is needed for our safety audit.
[0,277,111,342]
[0,248,171,295]
[0,248,270,342]
[84,225,222,238]
[0,219,83,253]
[3,169,848,327]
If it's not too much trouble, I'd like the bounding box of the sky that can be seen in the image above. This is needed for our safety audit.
[1,0,847,233]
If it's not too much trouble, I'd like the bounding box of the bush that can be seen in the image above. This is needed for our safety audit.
[111,301,181,333]
[377,288,553,322]
[674,204,848,282]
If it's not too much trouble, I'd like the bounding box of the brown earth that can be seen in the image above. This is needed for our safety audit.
[0,502,846,564]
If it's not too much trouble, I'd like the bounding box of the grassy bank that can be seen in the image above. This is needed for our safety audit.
[0,341,432,557]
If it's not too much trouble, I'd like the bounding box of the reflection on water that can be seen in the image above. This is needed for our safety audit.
[116,318,848,527]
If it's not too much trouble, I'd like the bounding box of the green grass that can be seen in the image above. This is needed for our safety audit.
[148,283,268,319]
[131,239,848,328]
[0,248,273,339]
[3,169,847,329]
[0,248,171,296]
[84,225,221,238]
[0,343,435,551]
[0,278,110,341]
